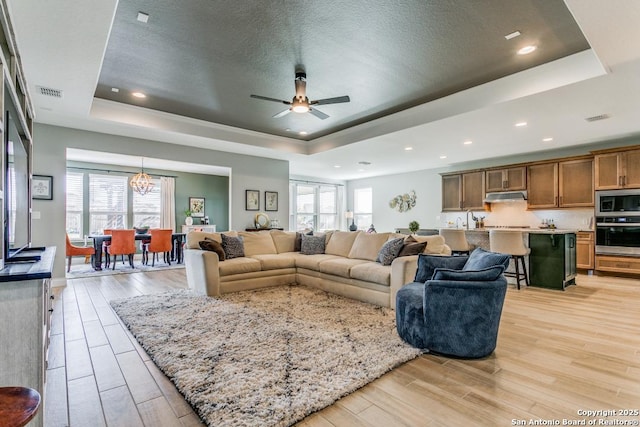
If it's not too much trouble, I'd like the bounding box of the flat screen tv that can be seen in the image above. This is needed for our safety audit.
[5,106,31,259]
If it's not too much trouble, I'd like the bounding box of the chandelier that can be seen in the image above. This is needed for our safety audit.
[130,158,155,196]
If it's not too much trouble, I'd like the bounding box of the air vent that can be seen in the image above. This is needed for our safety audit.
[585,113,610,122]
[37,86,63,98]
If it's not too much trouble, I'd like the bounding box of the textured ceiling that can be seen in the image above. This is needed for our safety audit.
[95,0,589,141]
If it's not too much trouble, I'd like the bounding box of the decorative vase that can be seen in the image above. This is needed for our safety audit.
[185,216,193,226]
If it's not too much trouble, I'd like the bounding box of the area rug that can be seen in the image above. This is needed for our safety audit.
[66,261,184,279]
[110,285,421,427]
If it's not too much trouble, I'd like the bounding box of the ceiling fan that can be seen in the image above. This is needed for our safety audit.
[250,70,350,120]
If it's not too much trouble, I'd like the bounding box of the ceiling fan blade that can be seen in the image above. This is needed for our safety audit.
[311,95,350,105]
[309,108,329,120]
[273,109,291,118]
[250,94,291,105]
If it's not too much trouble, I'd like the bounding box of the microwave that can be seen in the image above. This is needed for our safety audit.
[596,189,640,217]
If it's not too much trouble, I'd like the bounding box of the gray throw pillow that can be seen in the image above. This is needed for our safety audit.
[414,254,468,283]
[432,265,505,281]
[221,234,245,259]
[463,247,510,271]
[199,238,226,261]
[300,234,325,255]
[376,237,405,266]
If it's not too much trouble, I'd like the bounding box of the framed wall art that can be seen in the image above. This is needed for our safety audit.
[246,190,260,211]
[32,175,53,200]
[189,197,205,217]
[265,191,278,211]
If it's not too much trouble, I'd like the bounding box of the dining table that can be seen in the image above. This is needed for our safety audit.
[89,232,186,270]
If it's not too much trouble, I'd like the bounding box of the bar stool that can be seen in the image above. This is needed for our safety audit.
[489,230,530,289]
[439,228,471,255]
[0,387,41,427]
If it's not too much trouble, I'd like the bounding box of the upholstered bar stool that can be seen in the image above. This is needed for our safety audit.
[439,228,471,255]
[489,230,530,289]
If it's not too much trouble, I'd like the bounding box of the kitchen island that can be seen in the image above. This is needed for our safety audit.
[442,228,578,290]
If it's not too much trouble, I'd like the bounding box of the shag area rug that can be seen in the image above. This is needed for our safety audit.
[110,285,421,427]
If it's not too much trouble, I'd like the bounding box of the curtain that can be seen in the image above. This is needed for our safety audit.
[160,177,176,231]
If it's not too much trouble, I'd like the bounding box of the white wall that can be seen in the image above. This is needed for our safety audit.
[31,123,290,279]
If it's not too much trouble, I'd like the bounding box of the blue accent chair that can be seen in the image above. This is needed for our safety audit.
[396,250,509,358]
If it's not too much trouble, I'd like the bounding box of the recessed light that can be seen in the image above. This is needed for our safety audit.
[358,169,365,172]
[132,91,146,98]
[505,31,521,40]
[517,45,537,55]
[463,140,473,145]
[111,87,120,93]
[404,147,413,151]
[543,137,553,142]
[515,121,527,127]
[440,155,447,159]
[137,12,149,23]
[334,165,341,168]
[299,131,308,136]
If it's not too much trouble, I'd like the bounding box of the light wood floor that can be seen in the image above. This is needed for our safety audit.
[46,271,640,427]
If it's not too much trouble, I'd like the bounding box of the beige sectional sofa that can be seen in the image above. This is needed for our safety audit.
[184,230,451,309]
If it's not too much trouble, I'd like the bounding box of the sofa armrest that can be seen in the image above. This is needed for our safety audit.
[184,248,221,296]
[389,255,419,310]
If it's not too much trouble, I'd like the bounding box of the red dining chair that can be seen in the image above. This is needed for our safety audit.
[65,234,95,272]
[144,229,173,266]
[105,229,136,270]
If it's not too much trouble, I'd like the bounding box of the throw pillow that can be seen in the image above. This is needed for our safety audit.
[221,234,245,259]
[432,265,505,282]
[404,235,418,243]
[463,247,510,271]
[300,234,325,255]
[397,241,428,257]
[376,237,405,266]
[414,254,468,283]
[199,238,225,261]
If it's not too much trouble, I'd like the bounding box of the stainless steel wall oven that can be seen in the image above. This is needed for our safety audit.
[596,190,640,256]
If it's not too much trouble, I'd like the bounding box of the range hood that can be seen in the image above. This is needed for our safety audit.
[484,191,527,203]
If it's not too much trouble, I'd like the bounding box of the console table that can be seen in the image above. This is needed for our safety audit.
[0,247,55,427]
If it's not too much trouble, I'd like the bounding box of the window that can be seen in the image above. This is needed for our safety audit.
[66,172,84,239]
[290,182,342,231]
[89,174,128,233]
[132,178,161,228]
[353,187,372,230]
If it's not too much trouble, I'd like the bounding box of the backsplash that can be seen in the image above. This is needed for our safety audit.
[440,201,594,230]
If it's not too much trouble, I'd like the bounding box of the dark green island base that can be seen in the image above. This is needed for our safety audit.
[528,232,577,290]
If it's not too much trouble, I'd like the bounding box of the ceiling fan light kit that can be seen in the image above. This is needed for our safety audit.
[251,70,350,121]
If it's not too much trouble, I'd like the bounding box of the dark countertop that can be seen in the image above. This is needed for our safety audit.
[0,247,56,282]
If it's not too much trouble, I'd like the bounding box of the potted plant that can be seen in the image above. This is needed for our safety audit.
[408,220,420,234]
[184,209,193,226]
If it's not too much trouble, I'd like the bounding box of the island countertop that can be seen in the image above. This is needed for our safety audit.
[443,228,584,234]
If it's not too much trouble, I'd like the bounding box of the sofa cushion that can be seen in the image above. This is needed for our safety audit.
[238,231,278,256]
[295,254,342,270]
[348,232,391,261]
[325,231,360,257]
[301,234,326,255]
[250,254,296,270]
[318,258,369,277]
[221,234,245,259]
[198,239,225,261]
[411,235,448,255]
[186,230,238,249]
[350,262,391,286]
[463,247,510,271]
[270,230,299,254]
[376,237,405,266]
[432,265,505,281]
[414,254,469,283]
[218,257,261,276]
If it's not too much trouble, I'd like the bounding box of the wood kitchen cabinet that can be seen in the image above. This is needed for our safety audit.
[594,148,640,189]
[576,231,594,270]
[527,158,593,209]
[442,172,485,211]
[486,167,526,192]
[527,162,558,209]
[596,255,640,274]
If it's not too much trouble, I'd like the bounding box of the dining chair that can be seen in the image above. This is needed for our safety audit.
[65,234,95,272]
[105,229,136,270]
[144,229,173,266]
